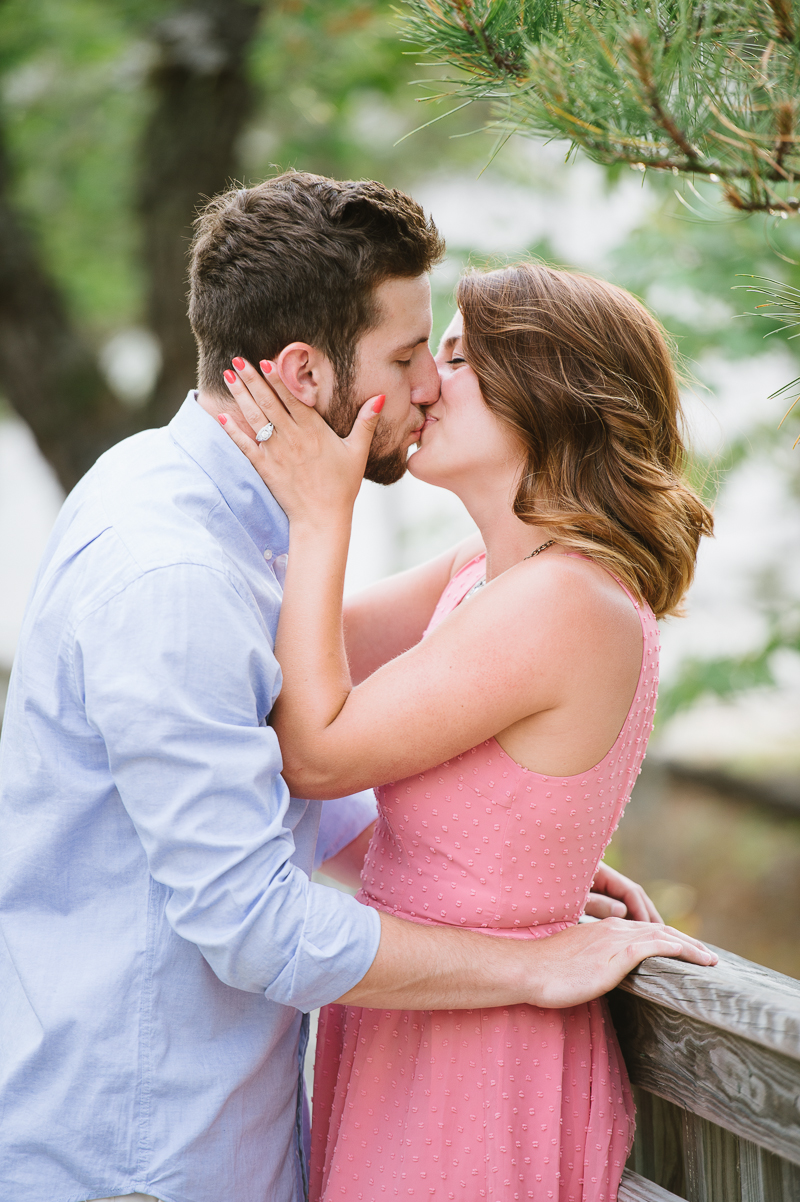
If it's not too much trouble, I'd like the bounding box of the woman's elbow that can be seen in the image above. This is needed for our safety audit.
[281,751,364,801]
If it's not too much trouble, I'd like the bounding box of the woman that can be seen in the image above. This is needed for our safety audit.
[221,262,714,1201]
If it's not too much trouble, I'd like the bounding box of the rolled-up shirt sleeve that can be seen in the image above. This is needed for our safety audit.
[74,561,381,1012]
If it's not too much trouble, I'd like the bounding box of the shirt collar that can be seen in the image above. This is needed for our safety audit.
[169,392,289,557]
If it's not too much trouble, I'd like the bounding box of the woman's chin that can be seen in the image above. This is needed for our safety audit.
[407,446,432,482]
[407,449,452,491]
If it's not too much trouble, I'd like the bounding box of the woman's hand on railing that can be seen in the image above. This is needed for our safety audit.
[584,862,663,922]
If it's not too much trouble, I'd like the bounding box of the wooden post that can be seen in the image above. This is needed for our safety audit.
[608,946,800,1201]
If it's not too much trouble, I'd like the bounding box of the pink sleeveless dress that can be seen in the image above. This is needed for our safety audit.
[310,554,660,1202]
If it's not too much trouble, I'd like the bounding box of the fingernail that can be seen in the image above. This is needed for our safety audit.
[232,357,245,371]
[223,370,236,385]
[372,394,386,413]
[217,414,228,426]
[260,360,273,375]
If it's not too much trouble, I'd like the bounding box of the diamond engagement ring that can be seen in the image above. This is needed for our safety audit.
[255,423,274,443]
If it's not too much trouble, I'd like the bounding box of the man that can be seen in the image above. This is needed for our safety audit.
[0,172,693,1202]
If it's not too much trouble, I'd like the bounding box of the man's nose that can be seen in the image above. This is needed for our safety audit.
[412,349,441,407]
[416,386,439,408]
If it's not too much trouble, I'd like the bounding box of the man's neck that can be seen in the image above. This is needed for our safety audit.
[196,388,256,438]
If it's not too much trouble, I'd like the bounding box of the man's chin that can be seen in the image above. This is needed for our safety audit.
[364,449,408,486]
[326,389,415,486]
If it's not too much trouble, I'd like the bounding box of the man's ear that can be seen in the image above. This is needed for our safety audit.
[275,342,336,410]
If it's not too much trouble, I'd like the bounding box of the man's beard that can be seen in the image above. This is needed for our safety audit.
[326,381,411,486]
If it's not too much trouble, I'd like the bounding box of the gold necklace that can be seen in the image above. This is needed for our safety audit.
[463,540,556,602]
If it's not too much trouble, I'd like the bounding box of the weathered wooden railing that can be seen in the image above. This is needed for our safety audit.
[608,947,800,1202]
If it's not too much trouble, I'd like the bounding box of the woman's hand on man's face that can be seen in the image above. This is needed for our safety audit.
[219,358,385,527]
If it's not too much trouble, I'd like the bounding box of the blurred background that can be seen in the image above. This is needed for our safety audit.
[1,0,799,978]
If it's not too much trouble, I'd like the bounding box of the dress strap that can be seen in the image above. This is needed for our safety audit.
[563,552,643,610]
[423,553,486,637]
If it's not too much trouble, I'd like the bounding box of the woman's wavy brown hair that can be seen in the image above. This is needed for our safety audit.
[457,262,713,618]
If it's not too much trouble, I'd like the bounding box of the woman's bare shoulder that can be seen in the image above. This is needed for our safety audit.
[518,551,640,613]
[471,550,643,665]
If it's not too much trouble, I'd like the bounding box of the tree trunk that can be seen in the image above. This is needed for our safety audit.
[137,0,265,428]
[0,126,129,493]
[0,0,266,492]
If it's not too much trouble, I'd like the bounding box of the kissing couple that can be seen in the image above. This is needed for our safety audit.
[0,171,716,1202]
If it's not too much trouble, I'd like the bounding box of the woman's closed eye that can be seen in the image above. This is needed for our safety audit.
[446,356,466,367]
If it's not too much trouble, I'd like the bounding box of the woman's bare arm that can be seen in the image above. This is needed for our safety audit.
[221,361,640,800]
[275,534,636,798]
[221,364,679,943]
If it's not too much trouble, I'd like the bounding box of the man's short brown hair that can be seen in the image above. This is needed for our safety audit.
[189,171,444,398]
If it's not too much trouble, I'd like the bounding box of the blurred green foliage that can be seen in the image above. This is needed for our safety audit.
[0,0,491,341]
[657,626,800,722]
[2,0,800,720]
[610,187,800,364]
[6,0,800,372]
[247,2,477,182]
[0,0,154,326]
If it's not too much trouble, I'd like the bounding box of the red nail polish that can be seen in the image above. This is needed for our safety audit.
[223,369,236,384]
[232,357,245,371]
[372,394,386,413]
[260,360,273,374]
[217,414,228,426]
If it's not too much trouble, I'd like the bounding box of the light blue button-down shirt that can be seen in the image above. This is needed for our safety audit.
[0,395,380,1202]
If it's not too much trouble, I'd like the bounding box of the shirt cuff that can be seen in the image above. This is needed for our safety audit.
[265,885,382,1012]
[314,791,378,869]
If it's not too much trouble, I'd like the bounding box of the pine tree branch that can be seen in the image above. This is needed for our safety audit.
[625,28,702,164]
[705,103,799,191]
[447,0,526,79]
[765,0,796,44]
[402,0,800,216]
[774,99,797,174]
[722,180,800,214]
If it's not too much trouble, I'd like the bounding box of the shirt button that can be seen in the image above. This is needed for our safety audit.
[264,549,273,561]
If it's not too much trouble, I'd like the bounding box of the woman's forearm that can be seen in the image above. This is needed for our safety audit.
[272,517,354,771]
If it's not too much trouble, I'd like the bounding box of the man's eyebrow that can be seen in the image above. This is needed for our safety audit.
[392,333,433,353]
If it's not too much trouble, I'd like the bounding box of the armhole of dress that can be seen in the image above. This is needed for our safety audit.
[561,551,652,714]
[423,553,487,638]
